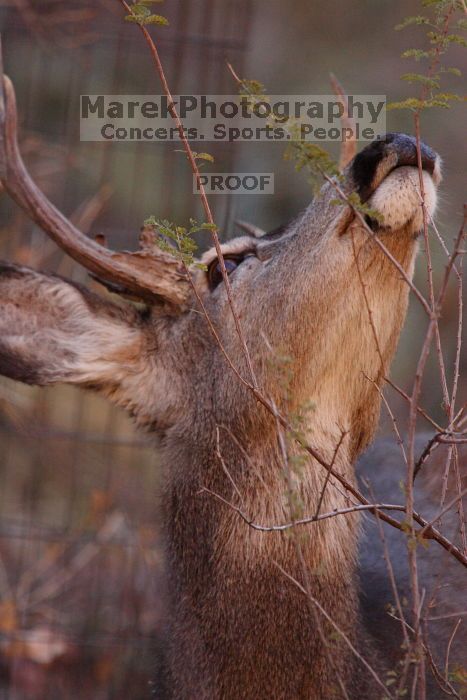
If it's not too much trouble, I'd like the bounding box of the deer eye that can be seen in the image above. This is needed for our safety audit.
[207,255,243,291]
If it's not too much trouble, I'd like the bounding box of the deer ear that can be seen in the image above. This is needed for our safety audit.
[0,262,145,388]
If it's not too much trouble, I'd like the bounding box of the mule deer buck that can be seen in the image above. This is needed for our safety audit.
[0,68,465,699]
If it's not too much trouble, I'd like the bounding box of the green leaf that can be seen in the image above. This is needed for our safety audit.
[443,66,462,76]
[387,97,432,110]
[425,99,451,108]
[434,91,463,101]
[235,73,343,189]
[417,534,430,549]
[142,217,218,267]
[395,15,429,30]
[400,520,412,535]
[446,33,467,46]
[400,72,440,88]
[125,4,168,25]
[144,215,158,228]
[428,31,467,47]
[239,78,267,96]
[144,14,169,25]
[401,48,431,60]
[131,4,151,17]
[447,663,467,685]
[193,152,215,163]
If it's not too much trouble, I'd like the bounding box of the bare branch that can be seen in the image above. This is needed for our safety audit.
[313,430,348,518]
[419,487,467,539]
[385,378,444,433]
[387,610,462,699]
[200,488,408,530]
[273,561,394,699]
[200,480,467,568]
[118,0,259,388]
[444,619,462,686]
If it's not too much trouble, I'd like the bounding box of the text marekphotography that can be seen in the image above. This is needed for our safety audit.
[80,94,386,143]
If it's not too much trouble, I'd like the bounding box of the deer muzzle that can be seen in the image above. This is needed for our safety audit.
[351,132,442,203]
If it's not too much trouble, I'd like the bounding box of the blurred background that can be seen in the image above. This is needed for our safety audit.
[0,0,465,697]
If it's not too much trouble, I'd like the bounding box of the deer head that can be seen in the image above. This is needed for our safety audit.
[0,72,443,698]
[0,72,441,453]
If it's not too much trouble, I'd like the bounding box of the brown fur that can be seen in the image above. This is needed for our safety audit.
[0,136,448,698]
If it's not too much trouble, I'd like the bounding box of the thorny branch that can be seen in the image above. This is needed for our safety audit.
[0,6,464,696]
[114,6,467,578]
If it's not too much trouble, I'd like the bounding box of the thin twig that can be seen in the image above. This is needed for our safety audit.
[366,479,410,648]
[444,619,462,684]
[117,0,258,387]
[419,487,467,539]
[363,373,408,465]
[313,430,347,518]
[215,426,244,506]
[385,378,444,433]
[274,561,394,699]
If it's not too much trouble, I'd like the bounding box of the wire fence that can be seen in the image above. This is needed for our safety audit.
[0,1,253,697]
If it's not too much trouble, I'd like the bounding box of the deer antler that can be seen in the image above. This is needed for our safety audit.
[0,46,189,307]
[330,73,357,171]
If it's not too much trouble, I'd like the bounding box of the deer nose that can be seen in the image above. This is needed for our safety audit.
[351,132,441,202]
[382,133,439,176]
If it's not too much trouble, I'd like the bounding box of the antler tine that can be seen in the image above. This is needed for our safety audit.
[235,220,266,238]
[0,57,189,307]
[330,73,357,171]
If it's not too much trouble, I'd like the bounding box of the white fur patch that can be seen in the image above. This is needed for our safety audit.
[368,166,438,231]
